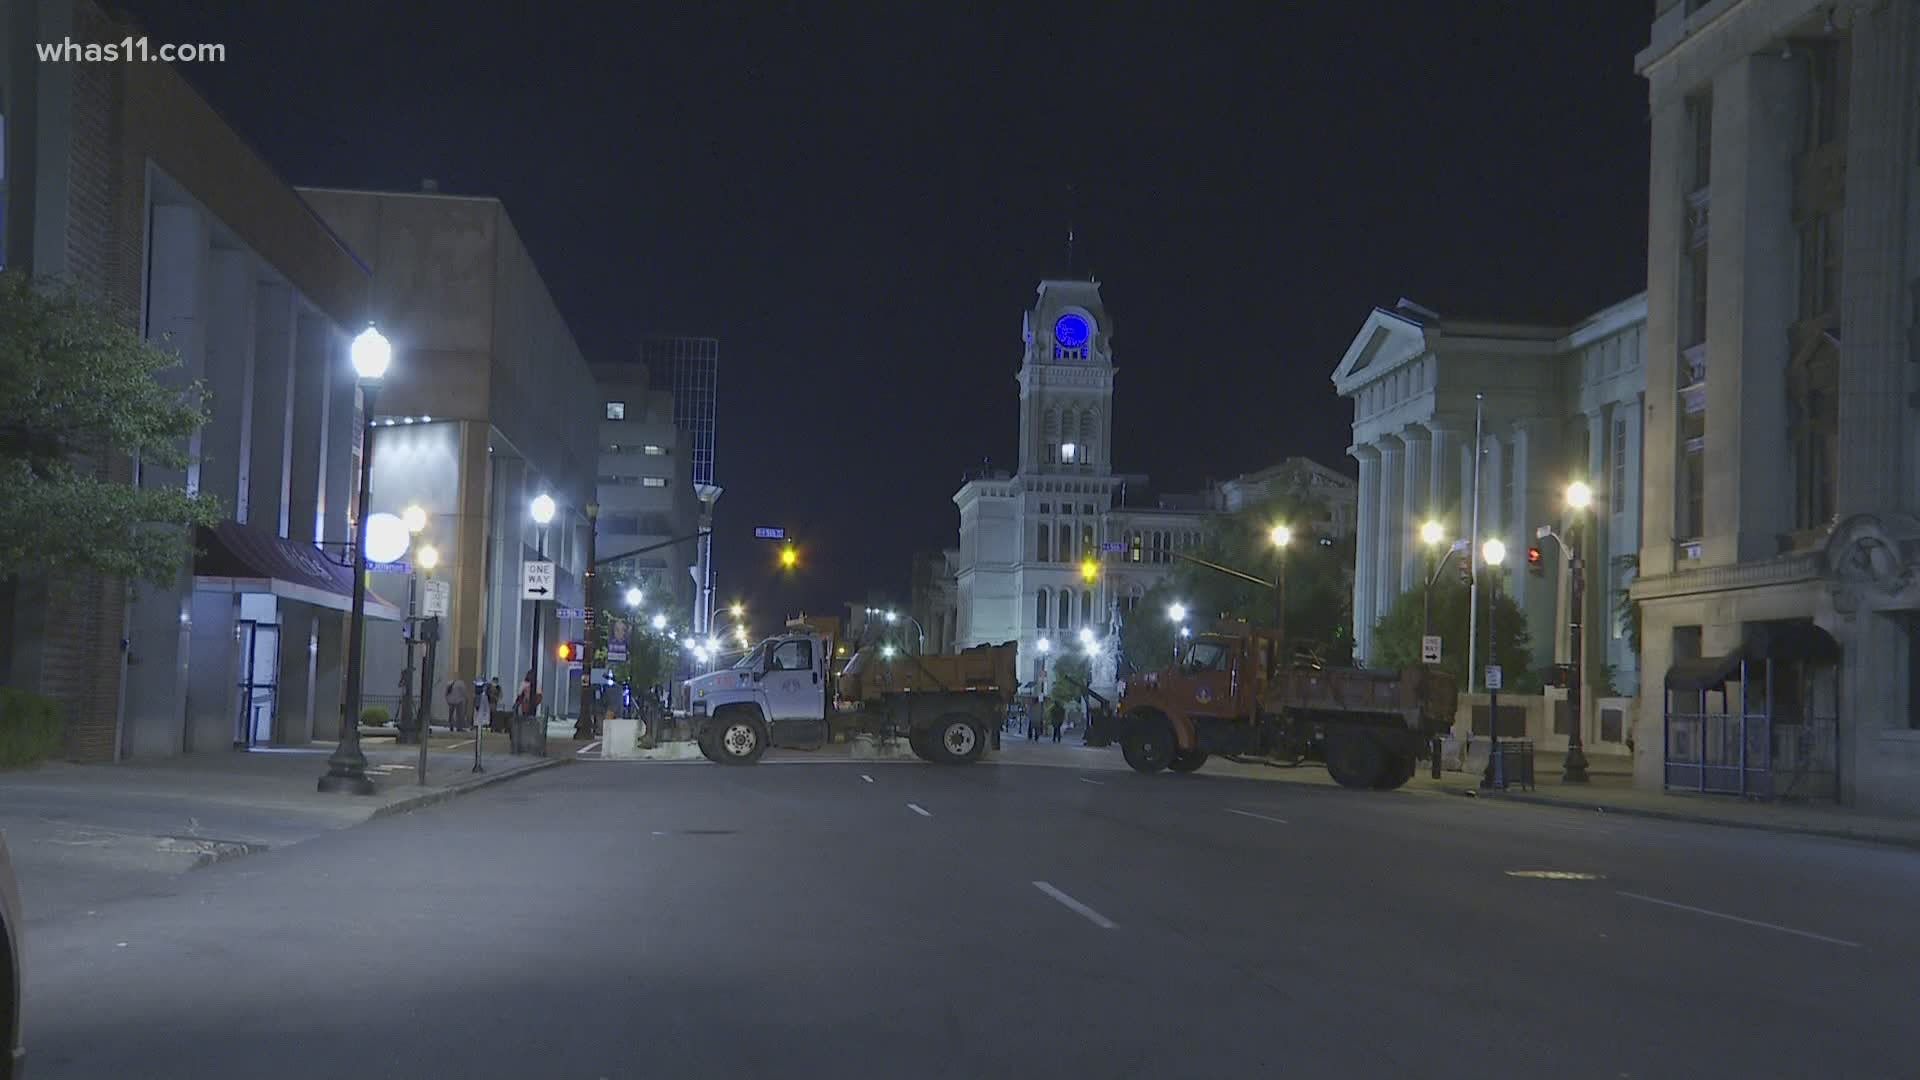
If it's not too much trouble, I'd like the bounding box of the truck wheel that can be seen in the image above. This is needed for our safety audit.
[1122,730,1172,774]
[695,727,721,763]
[1324,730,1385,789]
[929,715,986,764]
[907,727,939,762]
[1373,752,1416,790]
[712,712,768,765]
[1168,748,1209,773]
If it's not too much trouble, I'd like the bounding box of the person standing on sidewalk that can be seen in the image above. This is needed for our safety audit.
[444,678,472,731]
[1051,703,1064,743]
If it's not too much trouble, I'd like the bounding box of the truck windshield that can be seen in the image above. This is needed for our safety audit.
[1183,642,1230,673]
[731,641,768,670]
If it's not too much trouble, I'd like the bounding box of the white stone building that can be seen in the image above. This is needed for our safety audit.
[948,279,1215,692]
[1211,457,1359,540]
[1630,0,1920,810]
[1332,296,1649,715]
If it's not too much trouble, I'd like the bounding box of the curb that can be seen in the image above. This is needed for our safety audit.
[1444,786,1920,852]
[368,755,571,820]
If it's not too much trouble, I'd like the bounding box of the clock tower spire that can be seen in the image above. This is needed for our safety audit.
[1017,278,1114,476]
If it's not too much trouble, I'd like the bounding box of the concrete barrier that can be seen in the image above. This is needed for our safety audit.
[849,733,915,760]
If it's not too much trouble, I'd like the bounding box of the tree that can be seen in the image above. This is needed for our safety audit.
[0,272,224,583]
[1115,493,1356,676]
[1370,578,1539,692]
[1048,653,1092,707]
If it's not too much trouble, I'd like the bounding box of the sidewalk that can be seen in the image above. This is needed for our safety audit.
[0,729,579,923]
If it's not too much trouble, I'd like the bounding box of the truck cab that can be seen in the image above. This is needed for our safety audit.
[687,630,832,762]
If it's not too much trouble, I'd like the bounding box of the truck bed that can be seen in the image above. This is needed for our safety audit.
[837,642,1017,704]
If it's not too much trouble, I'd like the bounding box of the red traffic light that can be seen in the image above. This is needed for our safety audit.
[1526,546,1546,576]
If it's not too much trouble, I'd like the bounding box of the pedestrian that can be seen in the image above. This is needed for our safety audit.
[444,678,472,731]
[1046,699,1064,743]
[485,677,504,732]
[515,669,540,716]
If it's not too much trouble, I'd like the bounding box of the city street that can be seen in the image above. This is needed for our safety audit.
[17,748,1918,1079]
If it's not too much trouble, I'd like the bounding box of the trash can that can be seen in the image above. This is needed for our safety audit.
[1487,738,1536,791]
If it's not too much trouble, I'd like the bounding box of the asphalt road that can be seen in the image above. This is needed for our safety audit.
[19,749,1920,1078]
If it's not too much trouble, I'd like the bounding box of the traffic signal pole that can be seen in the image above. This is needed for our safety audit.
[577,502,599,741]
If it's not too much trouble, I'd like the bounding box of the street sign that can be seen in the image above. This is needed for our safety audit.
[422,579,451,617]
[607,644,628,662]
[1421,635,1442,665]
[365,559,410,574]
[521,560,555,599]
[754,526,785,540]
[1484,665,1503,691]
[1100,541,1127,553]
[555,607,584,620]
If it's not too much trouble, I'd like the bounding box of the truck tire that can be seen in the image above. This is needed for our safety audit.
[1373,751,1416,790]
[928,715,986,764]
[1168,748,1209,773]
[695,726,721,763]
[1324,730,1385,789]
[711,711,768,765]
[1122,730,1173,774]
[907,726,939,762]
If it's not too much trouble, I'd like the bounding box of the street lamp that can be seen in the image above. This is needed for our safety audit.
[1035,636,1051,654]
[1270,523,1293,668]
[391,507,432,747]
[402,503,428,535]
[882,644,897,659]
[320,324,392,796]
[523,493,556,757]
[730,602,745,619]
[1562,481,1593,784]
[651,613,668,632]
[625,586,643,609]
[1481,538,1507,789]
[1417,520,1462,780]
[1167,602,1188,662]
[416,543,440,571]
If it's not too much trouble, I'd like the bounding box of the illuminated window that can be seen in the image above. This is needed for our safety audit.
[641,476,667,488]
[605,402,626,420]
[643,445,667,456]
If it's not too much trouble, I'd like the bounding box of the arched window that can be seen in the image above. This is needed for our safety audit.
[1036,523,1050,562]
[1057,589,1073,628]
[1035,588,1050,629]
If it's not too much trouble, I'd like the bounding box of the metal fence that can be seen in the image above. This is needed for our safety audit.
[1665,711,1839,801]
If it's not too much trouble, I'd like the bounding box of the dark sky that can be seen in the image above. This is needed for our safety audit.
[122,1,1650,625]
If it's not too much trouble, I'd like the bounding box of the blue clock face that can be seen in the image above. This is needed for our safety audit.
[1054,314,1090,350]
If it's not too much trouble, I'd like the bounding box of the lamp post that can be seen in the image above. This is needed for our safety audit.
[1562,481,1594,784]
[1418,519,1458,779]
[525,493,556,756]
[320,324,391,796]
[1166,602,1187,662]
[1480,537,1507,789]
[575,501,600,741]
[883,609,926,653]
[414,542,439,784]
[1270,524,1292,665]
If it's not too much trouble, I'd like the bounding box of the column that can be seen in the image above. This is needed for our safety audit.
[1351,445,1380,664]
[312,610,344,741]
[1427,425,1455,530]
[1375,436,1404,624]
[123,203,206,757]
[1582,406,1610,738]
[451,420,492,687]
[1641,96,1688,580]
[1837,2,1916,515]
[1706,53,1801,563]
[248,283,296,538]
[200,249,256,522]
[1400,425,1430,594]
[286,312,334,545]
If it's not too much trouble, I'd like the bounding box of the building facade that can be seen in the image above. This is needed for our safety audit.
[1211,456,1360,539]
[1631,0,1920,810]
[594,362,700,621]
[298,185,600,721]
[1333,295,1649,716]
[948,279,1215,693]
[640,335,721,635]
[3,0,382,758]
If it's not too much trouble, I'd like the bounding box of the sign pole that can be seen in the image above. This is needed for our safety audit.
[576,503,599,740]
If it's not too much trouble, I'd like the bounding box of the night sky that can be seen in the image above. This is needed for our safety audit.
[120,1,1650,626]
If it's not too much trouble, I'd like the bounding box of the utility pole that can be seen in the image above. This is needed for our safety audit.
[576,502,599,740]
[1467,392,1484,694]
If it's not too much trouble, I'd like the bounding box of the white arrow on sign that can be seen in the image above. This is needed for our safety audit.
[522,560,555,600]
[1421,635,1442,665]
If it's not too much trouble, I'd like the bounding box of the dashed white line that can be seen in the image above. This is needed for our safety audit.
[1078,777,1105,785]
[907,803,931,817]
[1225,808,1289,825]
[1032,881,1117,929]
[577,740,602,756]
[861,774,875,783]
[1617,891,1862,948]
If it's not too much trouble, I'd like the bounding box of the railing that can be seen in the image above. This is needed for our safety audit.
[1664,711,1773,797]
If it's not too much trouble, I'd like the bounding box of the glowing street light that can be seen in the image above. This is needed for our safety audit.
[1167,602,1187,623]
[349,324,392,380]
[1035,637,1052,654]
[1566,480,1594,511]
[651,613,668,632]
[882,644,897,659]
[530,493,556,526]
[415,543,440,571]
[1080,558,1099,583]
[730,602,745,619]
[1419,519,1446,547]
[625,586,643,609]
[1483,538,1507,567]
[363,513,409,564]
[778,544,798,569]
[402,503,428,534]
[1270,523,1293,548]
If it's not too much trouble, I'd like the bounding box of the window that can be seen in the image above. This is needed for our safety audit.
[641,476,667,488]
[769,638,813,672]
[1128,531,1142,563]
[643,445,668,456]
[1057,590,1072,628]
[603,513,641,534]
[1036,524,1050,562]
[1081,503,1093,515]
[1611,418,1628,515]
[1183,642,1230,673]
[1038,503,1050,514]
[1081,591,1093,625]
[597,474,640,486]
[605,402,626,420]
[1688,92,1712,190]
[1036,589,1050,629]
[1058,524,1073,562]
[1081,524,1094,557]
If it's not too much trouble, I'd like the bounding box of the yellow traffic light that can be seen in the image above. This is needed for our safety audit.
[779,544,798,569]
[1080,557,1098,583]
[556,642,573,661]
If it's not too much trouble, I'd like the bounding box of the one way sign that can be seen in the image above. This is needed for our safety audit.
[521,560,555,599]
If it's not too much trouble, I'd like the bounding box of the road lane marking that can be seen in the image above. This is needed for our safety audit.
[1032,881,1117,929]
[1506,870,1604,880]
[578,741,601,756]
[1226,808,1289,825]
[861,774,874,783]
[1617,891,1862,948]
[907,803,931,817]
[1078,777,1105,785]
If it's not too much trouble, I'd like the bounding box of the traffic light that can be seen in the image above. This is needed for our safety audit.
[557,641,586,664]
[1526,545,1546,578]
[1080,557,1099,583]
[778,544,798,570]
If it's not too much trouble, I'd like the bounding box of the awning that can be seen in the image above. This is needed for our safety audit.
[1665,620,1841,691]
[193,521,402,620]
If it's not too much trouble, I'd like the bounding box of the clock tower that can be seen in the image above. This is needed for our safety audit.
[1018,279,1115,476]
